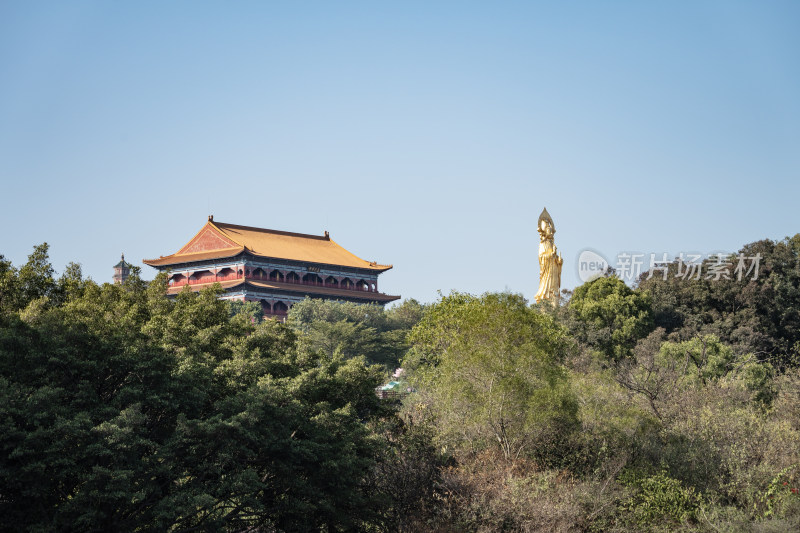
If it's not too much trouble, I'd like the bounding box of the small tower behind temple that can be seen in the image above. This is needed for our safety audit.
[113,254,130,284]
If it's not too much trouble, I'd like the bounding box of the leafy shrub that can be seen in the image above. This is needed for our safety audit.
[619,469,704,526]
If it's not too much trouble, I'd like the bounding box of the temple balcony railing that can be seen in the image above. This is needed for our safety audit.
[168,274,241,288]
[171,274,240,286]
[245,273,378,293]
[168,273,378,293]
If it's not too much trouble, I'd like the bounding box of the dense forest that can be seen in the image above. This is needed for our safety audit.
[1,236,799,532]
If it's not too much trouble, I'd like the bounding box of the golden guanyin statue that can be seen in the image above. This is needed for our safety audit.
[534,207,563,305]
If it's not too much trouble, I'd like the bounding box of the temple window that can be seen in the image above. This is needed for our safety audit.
[217,267,235,280]
[189,270,214,284]
[303,273,322,285]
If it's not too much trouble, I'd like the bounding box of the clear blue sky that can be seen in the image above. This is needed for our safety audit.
[1,1,798,303]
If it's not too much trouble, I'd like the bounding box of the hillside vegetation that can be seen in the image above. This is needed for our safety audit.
[1,237,799,532]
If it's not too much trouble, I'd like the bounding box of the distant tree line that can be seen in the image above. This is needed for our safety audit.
[1,235,799,531]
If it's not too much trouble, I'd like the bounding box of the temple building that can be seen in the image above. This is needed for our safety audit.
[143,216,400,319]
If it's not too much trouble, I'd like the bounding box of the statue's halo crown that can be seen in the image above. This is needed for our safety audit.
[538,207,554,228]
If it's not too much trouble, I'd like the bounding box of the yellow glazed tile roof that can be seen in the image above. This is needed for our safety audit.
[144,247,245,266]
[144,219,392,271]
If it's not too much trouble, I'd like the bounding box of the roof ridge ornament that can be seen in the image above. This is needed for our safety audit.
[208,215,214,222]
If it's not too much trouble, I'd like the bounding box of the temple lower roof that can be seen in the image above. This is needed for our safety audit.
[166,278,400,303]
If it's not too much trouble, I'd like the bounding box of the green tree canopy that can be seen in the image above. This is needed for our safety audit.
[638,234,800,369]
[287,297,423,369]
[568,276,654,361]
[0,248,393,531]
[406,292,578,464]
